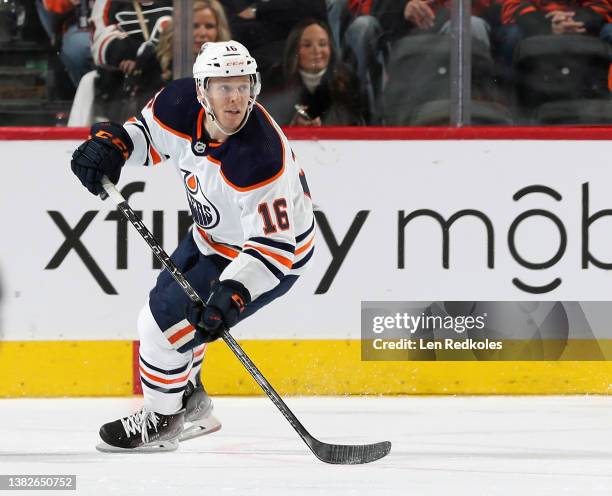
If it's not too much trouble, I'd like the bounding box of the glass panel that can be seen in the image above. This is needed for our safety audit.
[256,12,373,126]
[467,0,513,125]
[4,0,611,127]
[86,0,174,124]
[491,0,612,125]
[376,0,453,126]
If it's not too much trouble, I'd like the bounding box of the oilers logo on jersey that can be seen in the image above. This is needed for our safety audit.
[182,169,220,229]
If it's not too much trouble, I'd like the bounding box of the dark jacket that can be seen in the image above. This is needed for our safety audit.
[260,63,367,126]
[220,0,327,72]
[373,0,492,43]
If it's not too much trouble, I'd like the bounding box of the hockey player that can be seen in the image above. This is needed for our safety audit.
[70,41,315,452]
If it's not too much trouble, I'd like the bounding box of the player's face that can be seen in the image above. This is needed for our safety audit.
[298,23,330,74]
[193,8,219,56]
[206,76,251,132]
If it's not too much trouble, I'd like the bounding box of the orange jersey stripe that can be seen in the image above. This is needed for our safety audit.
[220,162,285,192]
[244,243,293,269]
[196,108,205,140]
[218,103,286,192]
[197,227,240,259]
[152,113,192,142]
[149,144,162,165]
[295,236,314,256]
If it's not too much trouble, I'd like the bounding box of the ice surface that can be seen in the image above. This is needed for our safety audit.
[1,396,612,495]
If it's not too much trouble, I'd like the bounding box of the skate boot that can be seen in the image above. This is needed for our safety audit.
[179,377,222,442]
[96,408,185,453]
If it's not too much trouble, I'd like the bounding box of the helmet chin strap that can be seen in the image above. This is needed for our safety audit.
[200,93,252,137]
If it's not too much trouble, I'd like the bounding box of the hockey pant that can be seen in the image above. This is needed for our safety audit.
[138,233,298,414]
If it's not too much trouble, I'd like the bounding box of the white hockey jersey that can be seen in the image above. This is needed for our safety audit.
[123,78,315,300]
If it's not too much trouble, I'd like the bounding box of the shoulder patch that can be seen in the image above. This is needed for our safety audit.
[152,78,200,141]
[216,104,285,191]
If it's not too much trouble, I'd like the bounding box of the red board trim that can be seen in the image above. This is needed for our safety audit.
[3,126,612,140]
[132,341,142,395]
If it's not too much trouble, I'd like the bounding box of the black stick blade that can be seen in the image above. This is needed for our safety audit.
[312,440,391,465]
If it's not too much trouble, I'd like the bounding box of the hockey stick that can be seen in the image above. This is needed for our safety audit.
[99,177,391,464]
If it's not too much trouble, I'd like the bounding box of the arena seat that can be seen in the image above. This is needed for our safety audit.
[513,34,611,120]
[382,34,498,125]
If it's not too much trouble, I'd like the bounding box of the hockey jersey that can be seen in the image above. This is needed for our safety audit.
[501,0,612,24]
[124,78,315,300]
[90,0,173,67]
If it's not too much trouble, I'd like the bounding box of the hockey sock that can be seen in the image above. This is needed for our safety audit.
[188,344,207,386]
[139,353,192,414]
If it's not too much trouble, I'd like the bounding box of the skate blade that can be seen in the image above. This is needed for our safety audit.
[179,414,222,442]
[95,438,179,453]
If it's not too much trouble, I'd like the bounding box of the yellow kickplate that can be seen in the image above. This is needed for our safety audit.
[202,340,612,395]
[0,341,133,397]
[2,340,612,397]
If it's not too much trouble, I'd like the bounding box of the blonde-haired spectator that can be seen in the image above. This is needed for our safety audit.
[157,0,231,81]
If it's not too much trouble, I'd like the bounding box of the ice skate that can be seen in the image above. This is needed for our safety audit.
[96,408,185,453]
[179,377,222,442]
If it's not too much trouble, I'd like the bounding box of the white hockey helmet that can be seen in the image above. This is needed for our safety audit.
[193,41,261,135]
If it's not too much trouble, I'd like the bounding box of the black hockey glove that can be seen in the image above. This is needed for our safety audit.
[71,122,133,195]
[185,280,251,343]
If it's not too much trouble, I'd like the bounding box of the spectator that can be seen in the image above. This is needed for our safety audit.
[156,0,231,82]
[89,0,173,121]
[496,0,612,70]
[260,19,367,126]
[220,0,327,76]
[124,0,231,112]
[327,0,386,122]
[373,0,493,47]
[502,0,610,35]
[39,0,93,88]
[70,0,232,125]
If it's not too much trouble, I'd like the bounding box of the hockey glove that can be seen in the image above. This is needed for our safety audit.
[185,280,251,343]
[71,122,133,195]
